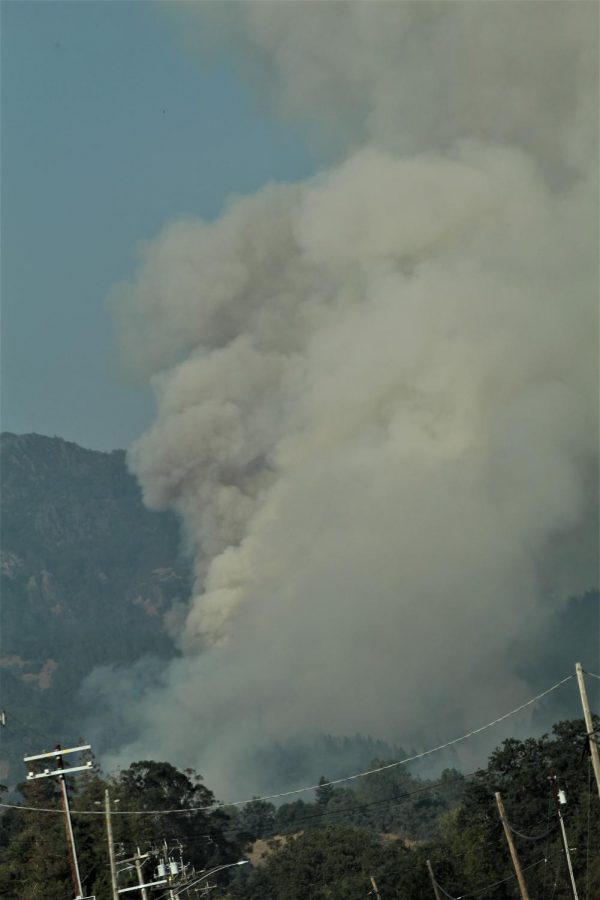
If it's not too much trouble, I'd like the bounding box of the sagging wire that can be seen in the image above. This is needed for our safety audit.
[433,856,549,900]
[0,673,575,817]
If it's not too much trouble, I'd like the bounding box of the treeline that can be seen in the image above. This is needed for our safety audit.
[0,718,598,899]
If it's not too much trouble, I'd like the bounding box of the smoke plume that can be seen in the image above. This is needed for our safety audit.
[103,2,598,796]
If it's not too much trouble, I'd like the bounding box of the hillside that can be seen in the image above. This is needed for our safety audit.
[0,431,597,793]
[0,717,598,899]
[0,432,189,781]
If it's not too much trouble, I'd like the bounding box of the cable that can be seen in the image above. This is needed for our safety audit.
[508,819,559,842]
[0,672,574,817]
[182,772,477,840]
[434,856,548,900]
[433,878,460,900]
[0,708,78,748]
[466,857,548,898]
[2,769,476,872]
[583,670,600,679]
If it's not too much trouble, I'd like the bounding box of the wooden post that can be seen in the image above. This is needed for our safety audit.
[575,662,600,798]
[426,860,443,900]
[58,767,84,899]
[369,874,382,899]
[105,789,119,900]
[134,848,150,900]
[495,792,530,900]
[558,805,579,900]
[23,742,91,900]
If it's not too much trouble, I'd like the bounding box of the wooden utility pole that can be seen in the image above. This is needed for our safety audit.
[134,848,150,900]
[495,792,531,900]
[23,742,92,900]
[57,759,84,899]
[558,804,579,900]
[105,788,119,900]
[575,662,600,798]
[369,874,382,899]
[426,860,443,900]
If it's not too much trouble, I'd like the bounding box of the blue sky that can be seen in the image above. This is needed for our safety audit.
[1,1,315,450]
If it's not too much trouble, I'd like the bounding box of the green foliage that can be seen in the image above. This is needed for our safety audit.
[228,799,277,845]
[0,759,242,900]
[315,776,334,807]
[434,718,600,899]
[0,778,71,900]
[1,720,598,900]
[228,719,598,900]
[107,761,241,875]
[228,825,417,900]
[271,763,465,842]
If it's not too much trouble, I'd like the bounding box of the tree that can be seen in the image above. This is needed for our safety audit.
[110,760,240,873]
[235,798,277,844]
[437,719,600,899]
[0,778,71,900]
[226,824,422,900]
[274,799,313,834]
[315,776,334,807]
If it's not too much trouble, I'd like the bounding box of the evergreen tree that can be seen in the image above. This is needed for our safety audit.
[315,776,334,807]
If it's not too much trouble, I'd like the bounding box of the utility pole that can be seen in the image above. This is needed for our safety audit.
[117,846,168,897]
[24,742,92,900]
[133,848,150,900]
[575,662,600,798]
[105,789,119,900]
[426,860,443,900]
[58,756,83,900]
[553,781,579,900]
[495,792,531,900]
[369,874,382,899]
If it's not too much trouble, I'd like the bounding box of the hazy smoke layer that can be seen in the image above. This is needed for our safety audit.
[107,3,598,795]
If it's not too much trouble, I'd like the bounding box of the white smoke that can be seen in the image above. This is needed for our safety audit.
[105,2,598,795]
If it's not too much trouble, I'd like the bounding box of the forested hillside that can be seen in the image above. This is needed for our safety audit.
[0,718,598,899]
[0,433,189,781]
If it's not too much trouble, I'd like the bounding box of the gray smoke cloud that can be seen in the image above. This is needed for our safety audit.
[103,2,598,797]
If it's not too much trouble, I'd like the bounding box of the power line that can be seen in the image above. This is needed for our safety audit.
[584,670,600,680]
[508,819,560,842]
[0,673,575,817]
[467,857,550,898]
[434,856,549,900]
[183,772,476,840]
[0,708,78,747]
[0,770,470,827]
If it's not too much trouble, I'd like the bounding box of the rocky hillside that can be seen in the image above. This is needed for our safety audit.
[0,433,189,781]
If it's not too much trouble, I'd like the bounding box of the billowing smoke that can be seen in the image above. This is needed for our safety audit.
[102,3,598,796]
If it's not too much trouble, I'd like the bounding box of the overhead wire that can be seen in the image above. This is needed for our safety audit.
[0,708,78,748]
[432,876,459,900]
[171,771,476,841]
[3,759,574,896]
[508,819,560,842]
[0,672,575,817]
[433,856,549,900]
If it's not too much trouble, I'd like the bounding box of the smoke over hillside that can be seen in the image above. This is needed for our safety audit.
[100,3,598,795]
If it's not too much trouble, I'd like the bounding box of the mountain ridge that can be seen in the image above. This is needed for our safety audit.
[0,431,189,781]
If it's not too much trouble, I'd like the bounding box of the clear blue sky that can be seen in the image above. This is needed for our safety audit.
[1,1,314,450]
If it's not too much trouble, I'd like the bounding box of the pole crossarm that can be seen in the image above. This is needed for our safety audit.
[118,880,167,893]
[27,761,93,779]
[24,744,91,762]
